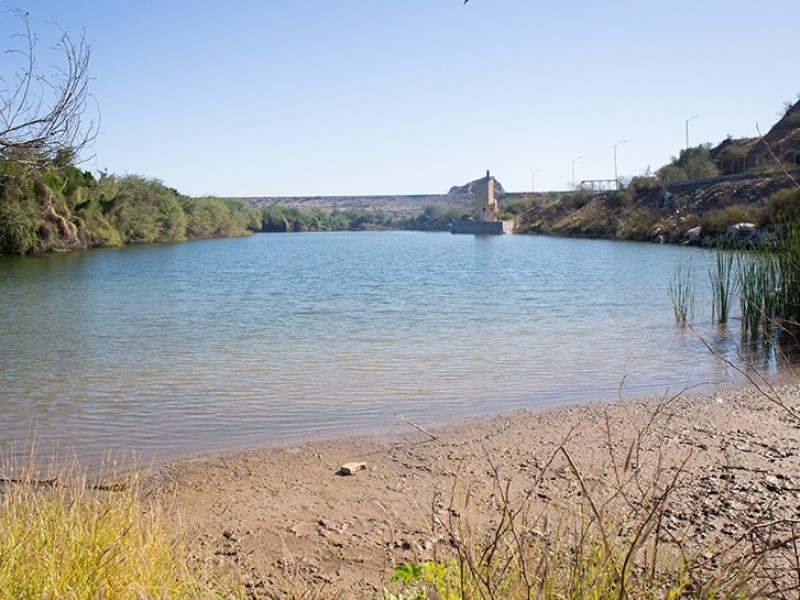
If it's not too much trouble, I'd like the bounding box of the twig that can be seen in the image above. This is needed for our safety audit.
[756,123,800,190]
[0,475,59,487]
[0,476,129,491]
[684,318,798,421]
[394,414,438,440]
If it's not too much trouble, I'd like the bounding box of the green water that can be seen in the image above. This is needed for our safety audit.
[0,231,750,466]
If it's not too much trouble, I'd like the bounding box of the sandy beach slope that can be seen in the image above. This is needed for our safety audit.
[149,380,800,598]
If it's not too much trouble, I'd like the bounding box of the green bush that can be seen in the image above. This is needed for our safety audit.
[107,176,187,243]
[700,204,765,236]
[764,187,800,226]
[620,206,660,240]
[658,146,719,182]
[0,194,41,254]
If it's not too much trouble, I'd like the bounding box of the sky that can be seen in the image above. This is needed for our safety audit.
[1,1,797,197]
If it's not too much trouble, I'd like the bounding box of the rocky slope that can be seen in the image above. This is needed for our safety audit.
[710,98,800,175]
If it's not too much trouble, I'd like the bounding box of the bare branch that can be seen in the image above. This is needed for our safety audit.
[756,122,800,191]
[0,10,98,168]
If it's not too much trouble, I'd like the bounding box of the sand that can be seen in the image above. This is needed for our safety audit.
[148,379,800,598]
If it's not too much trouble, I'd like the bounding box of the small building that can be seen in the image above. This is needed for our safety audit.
[451,170,513,234]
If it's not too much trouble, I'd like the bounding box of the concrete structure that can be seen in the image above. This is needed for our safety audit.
[451,171,513,234]
[475,170,498,222]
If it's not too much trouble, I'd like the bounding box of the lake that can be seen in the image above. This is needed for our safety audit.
[0,231,757,466]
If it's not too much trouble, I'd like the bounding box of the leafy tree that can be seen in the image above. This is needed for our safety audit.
[106,176,187,243]
[657,146,719,182]
[261,205,290,232]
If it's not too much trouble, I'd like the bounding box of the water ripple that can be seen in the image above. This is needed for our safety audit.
[0,232,762,465]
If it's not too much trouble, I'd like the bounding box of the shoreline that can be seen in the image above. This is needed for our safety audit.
[137,371,767,472]
[149,378,800,598]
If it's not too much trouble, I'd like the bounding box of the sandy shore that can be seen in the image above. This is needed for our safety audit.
[149,380,800,598]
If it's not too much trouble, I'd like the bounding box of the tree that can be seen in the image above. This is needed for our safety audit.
[657,145,718,183]
[0,10,97,168]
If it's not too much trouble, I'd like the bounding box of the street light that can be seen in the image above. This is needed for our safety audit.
[685,115,699,150]
[532,169,540,193]
[613,140,627,189]
[571,156,582,189]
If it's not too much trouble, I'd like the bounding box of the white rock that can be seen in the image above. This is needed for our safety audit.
[339,462,366,476]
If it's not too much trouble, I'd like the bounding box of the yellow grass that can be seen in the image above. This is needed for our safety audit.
[0,458,237,600]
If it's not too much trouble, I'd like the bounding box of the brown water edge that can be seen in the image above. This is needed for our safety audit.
[146,376,800,598]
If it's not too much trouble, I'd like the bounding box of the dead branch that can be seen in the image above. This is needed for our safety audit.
[756,123,800,191]
[0,10,98,168]
[394,413,438,441]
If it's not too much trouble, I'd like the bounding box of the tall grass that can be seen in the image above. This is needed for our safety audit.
[0,457,238,600]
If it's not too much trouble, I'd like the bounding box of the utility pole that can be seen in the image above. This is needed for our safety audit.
[685,115,699,150]
[571,156,582,189]
[613,140,627,190]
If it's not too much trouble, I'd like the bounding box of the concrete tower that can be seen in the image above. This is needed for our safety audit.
[473,170,497,222]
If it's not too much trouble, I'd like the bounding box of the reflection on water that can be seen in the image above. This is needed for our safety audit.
[0,232,784,466]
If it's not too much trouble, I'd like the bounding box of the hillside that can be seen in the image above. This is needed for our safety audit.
[518,100,800,245]
[514,170,799,245]
[710,99,800,175]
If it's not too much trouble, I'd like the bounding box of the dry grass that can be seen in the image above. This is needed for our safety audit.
[0,455,240,600]
[387,392,800,600]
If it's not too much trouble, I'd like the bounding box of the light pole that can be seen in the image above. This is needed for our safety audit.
[685,115,698,150]
[531,169,539,193]
[613,140,627,189]
[571,156,582,189]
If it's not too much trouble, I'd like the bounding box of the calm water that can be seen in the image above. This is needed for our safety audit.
[0,232,749,466]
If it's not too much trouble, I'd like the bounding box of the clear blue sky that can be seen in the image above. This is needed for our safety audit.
[2,1,797,197]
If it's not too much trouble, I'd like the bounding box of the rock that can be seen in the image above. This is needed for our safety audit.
[338,462,367,476]
[651,226,665,243]
[726,222,757,237]
[683,226,702,245]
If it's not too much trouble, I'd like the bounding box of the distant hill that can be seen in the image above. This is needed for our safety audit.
[240,176,510,216]
[447,176,506,196]
[242,193,473,216]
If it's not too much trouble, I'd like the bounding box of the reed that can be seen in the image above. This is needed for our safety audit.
[669,260,695,326]
[710,250,736,324]
[736,251,781,341]
[776,225,800,332]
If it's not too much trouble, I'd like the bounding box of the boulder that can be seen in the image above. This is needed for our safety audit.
[651,226,666,244]
[683,226,703,245]
[726,222,757,237]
